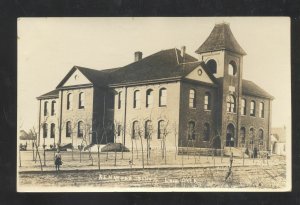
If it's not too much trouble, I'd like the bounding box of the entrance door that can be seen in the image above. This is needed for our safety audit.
[226,124,235,147]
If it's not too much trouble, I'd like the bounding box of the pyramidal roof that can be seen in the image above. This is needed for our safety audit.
[195,23,247,55]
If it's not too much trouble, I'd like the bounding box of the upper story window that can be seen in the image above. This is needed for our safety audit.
[44,101,48,116]
[133,90,140,109]
[241,99,246,115]
[240,127,246,144]
[259,102,264,118]
[188,121,195,140]
[204,92,211,110]
[67,93,72,110]
[118,92,122,109]
[43,123,48,138]
[78,121,84,138]
[132,121,139,139]
[228,61,237,76]
[189,89,196,108]
[51,101,56,116]
[145,120,152,139]
[159,88,167,107]
[146,89,153,108]
[158,120,165,139]
[79,92,85,109]
[250,101,256,116]
[206,59,217,74]
[66,121,71,137]
[203,123,210,141]
[226,95,236,113]
[50,123,55,138]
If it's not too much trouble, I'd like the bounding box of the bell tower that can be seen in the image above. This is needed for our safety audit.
[195,23,247,148]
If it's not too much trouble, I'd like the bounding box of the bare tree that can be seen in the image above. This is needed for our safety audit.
[172,121,178,160]
[80,115,94,166]
[29,126,43,172]
[159,117,171,165]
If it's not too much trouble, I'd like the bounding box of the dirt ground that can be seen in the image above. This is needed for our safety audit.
[18,150,287,190]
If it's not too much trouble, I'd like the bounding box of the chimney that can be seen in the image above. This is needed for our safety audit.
[134,51,143,62]
[181,46,186,63]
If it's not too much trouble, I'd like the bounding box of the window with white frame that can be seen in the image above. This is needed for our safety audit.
[78,121,84,137]
[158,120,165,139]
[189,89,196,108]
[79,92,85,109]
[133,90,140,108]
[241,99,246,115]
[44,101,48,116]
[67,93,72,110]
[204,92,211,110]
[259,102,264,118]
[146,89,153,108]
[250,101,256,116]
[159,88,167,107]
[226,95,236,113]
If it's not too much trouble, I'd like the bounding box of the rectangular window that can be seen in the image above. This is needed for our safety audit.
[118,92,121,109]
[117,125,121,136]
[241,99,246,115]
[250,101,255,116]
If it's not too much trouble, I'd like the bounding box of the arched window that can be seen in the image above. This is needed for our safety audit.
[79,92,85,109]
[132,121,139,139]
[189,89,196,108]
[78,121,84,138]
[228,61,237,76]
[240,127,246,144]
[145,120,152,139]
[258,129,264,145]
[44,101,48,116]
[158,120,165,139]
[51,101,56,116]
[206,59,217,74]
[50,123,55,138]
[259,102,264,118]
[146,89,153,108]
[133,90,140,108]
[159,88,167,107]
[188,121,195,140]
[43,123,48,138]
[67,93,72,110]
[203,123,210,141]
[204,92,211,110]
[250,101,256,116]
[66,121,71,137]
[226,124,235,147]
[118,92,122,109]
[241,99,246,115]
[226,95,236,113]
[249,128,254,144]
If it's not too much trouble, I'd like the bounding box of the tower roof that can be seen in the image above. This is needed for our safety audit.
[195,23,247,55]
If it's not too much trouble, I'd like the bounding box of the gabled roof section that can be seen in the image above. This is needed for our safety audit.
[37,89,59,100]
[242,79,274,99]
[108,48,199,85]
[216,78,273,99]
[195,23,247,55]
[56,66,118,89]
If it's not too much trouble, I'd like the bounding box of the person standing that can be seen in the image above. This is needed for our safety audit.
[54,150,62,171]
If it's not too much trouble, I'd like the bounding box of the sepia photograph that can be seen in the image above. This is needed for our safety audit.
[17,17,291,192]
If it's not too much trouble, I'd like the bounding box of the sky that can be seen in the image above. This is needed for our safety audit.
[17,17,291,137]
